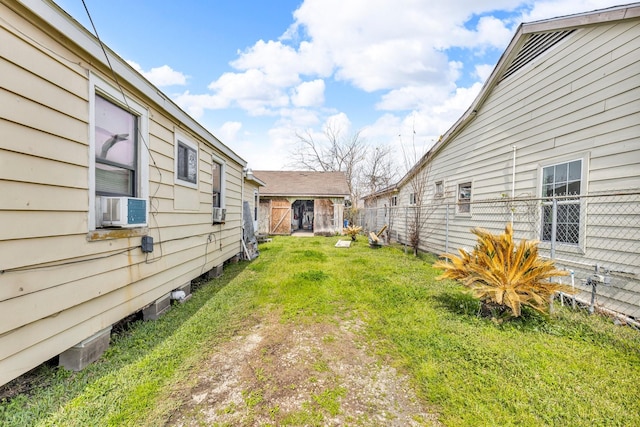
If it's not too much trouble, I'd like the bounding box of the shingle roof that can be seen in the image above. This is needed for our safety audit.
[253,171,350,197]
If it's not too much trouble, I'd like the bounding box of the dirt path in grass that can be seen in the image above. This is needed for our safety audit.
[165,312,441,426]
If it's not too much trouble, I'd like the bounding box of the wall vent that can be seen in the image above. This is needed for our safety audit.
[500,30,575,82]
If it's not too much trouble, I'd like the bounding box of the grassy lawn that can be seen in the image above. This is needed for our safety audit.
[1,235,639,426]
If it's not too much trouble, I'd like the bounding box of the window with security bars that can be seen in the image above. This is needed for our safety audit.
[458,182,471,214]
[541,160,582,244]
[176,140,197,185]
[541,203,580,244]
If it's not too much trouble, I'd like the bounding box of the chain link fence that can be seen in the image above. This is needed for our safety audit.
[357,192,640,320]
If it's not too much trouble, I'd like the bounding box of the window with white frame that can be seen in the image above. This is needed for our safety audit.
[390,195,398,207]
[435,180,444,197]
[211,154,225,209]
[175,135,198,187]
[457,182,471,214]
[409,192,416,205]
[94,95,138,197]
[541,159,582,245]
[89,74,148,230]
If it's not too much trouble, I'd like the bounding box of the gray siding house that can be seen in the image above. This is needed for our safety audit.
[363,4,640,319]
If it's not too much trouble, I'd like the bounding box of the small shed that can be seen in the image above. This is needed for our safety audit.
[253,171,349,236]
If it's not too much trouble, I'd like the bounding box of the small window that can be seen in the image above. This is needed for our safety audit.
[458,182,471,214]
[254,190,259,221]
[409,193,416,205]
[211,153,226,210]
[390,195,397,207]
[212,161,222,208]
[435,180,444,197]
[175,138,198,186]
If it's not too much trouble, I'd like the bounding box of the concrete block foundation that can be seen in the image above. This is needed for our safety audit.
[59,326,112,371]
[206,264,224,279]
[143,292,171,320]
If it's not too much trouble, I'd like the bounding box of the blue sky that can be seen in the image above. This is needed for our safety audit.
[55,0,625,171]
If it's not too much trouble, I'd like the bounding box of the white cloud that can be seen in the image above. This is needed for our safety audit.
[127,61,188,86]
[289,0,523,92]
[173,91,228,119]
[217,121,243,143]
[278,108,322,128]
[474,64,495,83]
[324,112,352,135]
[376,61,463,111]
[207,69,290,116]
[433,82,484,116]
[194,0,527,118]
[291,79,325,107]
[475,15,515,47]
[519,0,625,22]
[161,0,625,171]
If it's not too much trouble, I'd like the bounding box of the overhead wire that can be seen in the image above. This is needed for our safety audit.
[81,0,166,262]
[0,15,85,67]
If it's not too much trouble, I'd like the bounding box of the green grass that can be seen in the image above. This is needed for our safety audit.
[1,236,639,426]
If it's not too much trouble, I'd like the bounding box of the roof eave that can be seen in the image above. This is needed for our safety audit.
[18,0,246,167]
[261,193,348,198]
[397,3,640,189]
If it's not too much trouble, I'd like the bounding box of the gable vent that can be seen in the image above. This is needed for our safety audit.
[500,30,575,81]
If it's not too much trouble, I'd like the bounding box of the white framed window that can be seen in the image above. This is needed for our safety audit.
[409,192,416,205]
[540,159,583,245]
[175,133,198,188]
[211,153,226,209]
[457,182,471,214]
[390,195,398,207]
[89,73,149,230]
[435,180,444,197]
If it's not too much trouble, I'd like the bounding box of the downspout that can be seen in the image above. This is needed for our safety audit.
[511,145,516,225]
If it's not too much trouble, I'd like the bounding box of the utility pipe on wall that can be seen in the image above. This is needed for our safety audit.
[511,145,517,225]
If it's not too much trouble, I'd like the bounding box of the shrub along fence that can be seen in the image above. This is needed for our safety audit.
[357,192,640,321]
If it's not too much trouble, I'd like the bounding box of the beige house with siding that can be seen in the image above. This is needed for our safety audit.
[0,0,252,386]
[364,4,640,319]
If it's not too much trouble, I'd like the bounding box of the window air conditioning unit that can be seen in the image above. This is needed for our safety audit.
[100,197,147,227]
[212,207,226,223]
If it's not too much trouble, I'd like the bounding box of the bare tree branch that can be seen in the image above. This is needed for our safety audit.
[289,124,369,208]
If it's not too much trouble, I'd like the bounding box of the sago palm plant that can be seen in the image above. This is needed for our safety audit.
[343,225,363,241]
[434,223,572,317]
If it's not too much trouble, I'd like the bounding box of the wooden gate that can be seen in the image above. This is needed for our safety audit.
[270,199,292,234]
